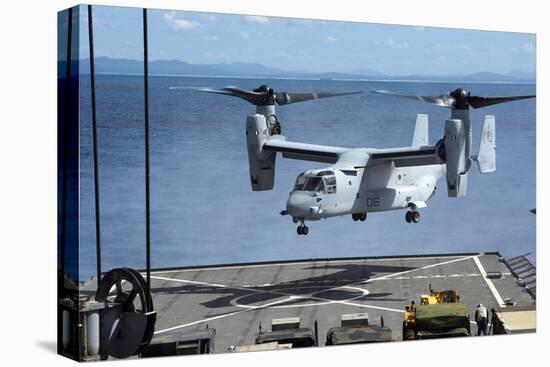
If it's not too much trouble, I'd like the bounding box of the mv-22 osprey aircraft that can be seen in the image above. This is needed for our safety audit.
[199,85,534,235]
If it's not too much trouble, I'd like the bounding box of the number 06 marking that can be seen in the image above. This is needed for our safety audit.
[367,197,380,207]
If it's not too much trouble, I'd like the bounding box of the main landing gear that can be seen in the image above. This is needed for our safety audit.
[352,213,367,222]
[297,219,309,235]
[405,210,420,224]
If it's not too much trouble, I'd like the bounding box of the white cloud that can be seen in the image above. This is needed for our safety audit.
[244,15,270,24]
[240,32,250,40]
[276,52,291,59]
[204,14,217,22]
[382,39,409,49]
[163,11,200,31]
[425,43,472,55]
[521,43,535,54]
[326,36,337,43]
[457,44,472,52]
[79,11,102,27]
[287,18,313,27]
[506,42,536,56]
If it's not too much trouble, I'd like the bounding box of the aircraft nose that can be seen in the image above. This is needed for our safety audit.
[286,192,313,217]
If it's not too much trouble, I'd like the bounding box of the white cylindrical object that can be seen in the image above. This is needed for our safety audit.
[62,310,71,350]
[86,311,100,356]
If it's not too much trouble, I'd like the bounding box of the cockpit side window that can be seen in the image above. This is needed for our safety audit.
[303,177,325,193]
[294,174,307,191]
[325,176,337,194]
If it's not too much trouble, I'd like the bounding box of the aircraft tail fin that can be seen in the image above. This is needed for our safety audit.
[476,115,496,173]
[412,114,429,147]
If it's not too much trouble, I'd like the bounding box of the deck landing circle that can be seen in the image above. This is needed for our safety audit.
[230,285,369,309]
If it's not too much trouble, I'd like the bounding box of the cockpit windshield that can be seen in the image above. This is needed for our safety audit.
[303,177,325,192]
[294,172,337,193]
[294,174,307,191]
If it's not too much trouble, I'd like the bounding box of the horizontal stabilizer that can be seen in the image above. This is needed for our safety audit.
[412,114,429,147]
[477,115,496,173]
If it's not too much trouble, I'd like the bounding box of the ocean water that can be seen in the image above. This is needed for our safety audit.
[76,74,536,281]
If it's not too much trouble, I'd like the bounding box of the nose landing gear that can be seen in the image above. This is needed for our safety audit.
[296,219,309,235]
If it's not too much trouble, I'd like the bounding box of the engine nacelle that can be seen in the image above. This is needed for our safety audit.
[246,114,276,191]
[444,118,468,197]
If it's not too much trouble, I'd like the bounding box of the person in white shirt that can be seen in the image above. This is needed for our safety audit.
[475,304,488,335]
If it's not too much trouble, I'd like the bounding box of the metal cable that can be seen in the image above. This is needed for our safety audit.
[88,5,102,288]
[143,8,152,289]
[60,6,73,294]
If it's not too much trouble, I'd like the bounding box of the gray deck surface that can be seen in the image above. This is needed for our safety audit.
[144,252,534,353]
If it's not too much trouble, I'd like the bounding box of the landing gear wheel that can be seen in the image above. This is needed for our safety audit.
[353,213,366,222]
[412,211,420,223]
[297,220,309,235]
[273,122,282,135]
[405,211,413,223]
[96,268,156,359]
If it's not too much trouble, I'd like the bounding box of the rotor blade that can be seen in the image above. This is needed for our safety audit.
[371,90,455,108]
[467,95,536,109]
[275,91,361,105]
[195,86,267,105]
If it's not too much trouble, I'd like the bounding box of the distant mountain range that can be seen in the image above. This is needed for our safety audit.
[75,57,535,83]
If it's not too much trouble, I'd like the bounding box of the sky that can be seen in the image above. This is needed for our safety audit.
[77,5,536,76]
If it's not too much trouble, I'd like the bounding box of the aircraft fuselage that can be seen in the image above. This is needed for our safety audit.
[285,148,445,222]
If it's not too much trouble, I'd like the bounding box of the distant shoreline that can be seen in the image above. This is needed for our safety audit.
[77,71,536,85]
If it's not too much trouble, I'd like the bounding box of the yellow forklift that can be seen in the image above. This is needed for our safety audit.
[419,284,460,305]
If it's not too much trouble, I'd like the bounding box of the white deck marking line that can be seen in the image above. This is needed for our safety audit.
[151,275,334,306]
[473,256,505,307]
[374,273,481,281]
[365,255,475,283]
[337,300,404,313]
[154,297,294,334]
[150,275,274,296]
[149,255,474,274]
[232,286,371,310]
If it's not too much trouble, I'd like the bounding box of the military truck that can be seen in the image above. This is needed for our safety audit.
[325,313,392,346]
[403,285,470,340]
[140,328,216,357]
[406,303,471,339]
[255,317,318,348]
[233,342,292,353]
[490,305,536,335]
